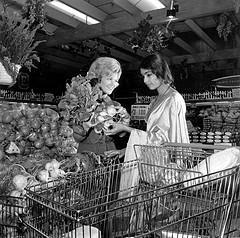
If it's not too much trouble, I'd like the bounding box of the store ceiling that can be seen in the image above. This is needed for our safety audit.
[6,0,240,75]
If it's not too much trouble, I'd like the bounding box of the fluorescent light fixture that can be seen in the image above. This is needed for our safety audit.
[47,0,100,25]
[128,0,165,12]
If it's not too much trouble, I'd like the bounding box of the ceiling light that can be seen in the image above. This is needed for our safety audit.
[128,0,165,12]
[47,0,100,25]
[166,0,179,19]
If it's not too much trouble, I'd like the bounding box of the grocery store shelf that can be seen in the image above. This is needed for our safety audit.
[186,98,240,106]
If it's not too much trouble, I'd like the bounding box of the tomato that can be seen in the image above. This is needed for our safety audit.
[45,137,54,147]
[50,122,58,130]
[31,119,41,130]
[26,110,36,119]
[20,126,31,136]
[9,133,16,141]
[12,110,22,120]
[34,140,44,149]
[2,113,13,123]
[41,124,50,133]
[10,120,17,127]
[2,129,11,138]
[50,130,58,138]
[39,110,46,118]
[18,117,27,127]
[42,132,50,139]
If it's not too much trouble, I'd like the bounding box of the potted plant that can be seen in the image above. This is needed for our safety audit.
[0,3,43,86]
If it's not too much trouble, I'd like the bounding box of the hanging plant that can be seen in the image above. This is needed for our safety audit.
[216,12,236,41]
[127,15,175,53]
[0,3,43,85]
[233,0,240,13]
[22,0,52,29]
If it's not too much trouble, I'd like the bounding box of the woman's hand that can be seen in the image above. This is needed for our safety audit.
[104,148,126,158]
[104,123,132,135]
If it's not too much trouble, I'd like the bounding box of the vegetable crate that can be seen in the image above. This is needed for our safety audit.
[0,195,36,238]
[24,143,239,237]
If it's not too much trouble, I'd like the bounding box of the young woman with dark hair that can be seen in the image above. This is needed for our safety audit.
[105,53,189,196]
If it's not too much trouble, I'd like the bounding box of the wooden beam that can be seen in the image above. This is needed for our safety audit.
[38,46,88,62]
[185,19,217,50]
[44,22,58,35]
[82,40,138,63]
[99,35,147,58]
[171,48,240,64]
[173,37,196,54]
[161,48,176,57]
[45,5,80,28]
[59,0,108,21]
[112,0,141,15]
[46,0,234,46]
[43,55,81,69]
[190,60,237,73]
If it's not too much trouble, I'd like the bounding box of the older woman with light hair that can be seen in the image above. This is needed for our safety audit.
[73,57,124,155]
[87,57,122,95]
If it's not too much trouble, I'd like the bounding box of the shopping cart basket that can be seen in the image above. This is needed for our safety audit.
[133,142,235,187]
[25,159,139,237]
[0,195,35,238]
[24,143,239,237]
[24,165,240,238]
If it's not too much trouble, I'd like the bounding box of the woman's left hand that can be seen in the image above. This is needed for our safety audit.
[104,122,131,135]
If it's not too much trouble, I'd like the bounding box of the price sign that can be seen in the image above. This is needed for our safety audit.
[232,88,240,98]
[131,104,149,120]
[136,95,156,104]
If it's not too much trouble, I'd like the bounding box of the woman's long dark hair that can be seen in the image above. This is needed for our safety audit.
[140,53,174,85]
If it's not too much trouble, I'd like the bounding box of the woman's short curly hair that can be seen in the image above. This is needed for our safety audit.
[87,57,122,81]
[140,53,174,85]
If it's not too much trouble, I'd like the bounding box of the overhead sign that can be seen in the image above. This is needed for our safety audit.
[131,104,149,120]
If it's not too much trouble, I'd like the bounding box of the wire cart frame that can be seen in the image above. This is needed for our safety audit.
[0,195,37,238]
[24,143,240,237]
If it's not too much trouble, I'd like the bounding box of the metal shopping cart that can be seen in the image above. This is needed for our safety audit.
[23,143,240,237]
[24,159,140,238]
[0,195,36,238]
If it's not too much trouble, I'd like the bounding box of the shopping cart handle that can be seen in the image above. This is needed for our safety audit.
[162,142,234,151]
